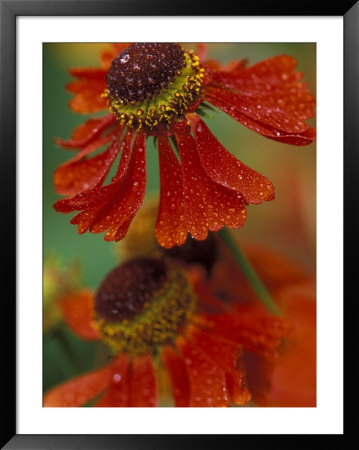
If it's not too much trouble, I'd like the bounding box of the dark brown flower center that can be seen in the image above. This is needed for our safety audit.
[94,257,196,355]
[95,258,166,322]
[106,43,186,104]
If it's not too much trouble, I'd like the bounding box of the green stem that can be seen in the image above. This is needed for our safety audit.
[218,228,281,316]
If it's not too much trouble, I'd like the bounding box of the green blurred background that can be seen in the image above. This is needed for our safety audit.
[43,43,316,395]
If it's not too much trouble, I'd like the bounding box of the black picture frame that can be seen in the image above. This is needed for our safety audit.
[1,0,357,448]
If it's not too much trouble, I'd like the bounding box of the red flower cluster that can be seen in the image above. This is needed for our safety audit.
[53,43,315,247]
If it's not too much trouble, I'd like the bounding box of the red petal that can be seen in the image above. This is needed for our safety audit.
[211,55,298,89]
[54,129,131,228]
[43,365,110,407]
[261,281,316,406]
[96,354,130,407]
[55,114,116,149]
[68,82,108,114]
[53,130,131,213]
[59,289,100,340]
[243,244,311,297]
[189,114,274,204]
[54,131,123,197]
[204,243,311,310]
[54,131,146,242]
[195,305,292,358]
[203,59,247,75]
[66,67,108,114]
[187,326,251,405]
[172,121,247,241]
[89,131,147,241]
[205,86,315,146]
[68,67,108,79]
[176,336,229,407]
[162,346,190,407]
[155,136,187,248]
[129,355,157,407]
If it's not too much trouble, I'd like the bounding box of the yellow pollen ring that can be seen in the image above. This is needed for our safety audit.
[94,259,196,355]
[103,51,205,130]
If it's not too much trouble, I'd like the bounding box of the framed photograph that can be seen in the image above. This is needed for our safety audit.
[1,0,356,448]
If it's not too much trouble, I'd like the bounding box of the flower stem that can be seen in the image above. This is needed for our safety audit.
[218,228,281,316]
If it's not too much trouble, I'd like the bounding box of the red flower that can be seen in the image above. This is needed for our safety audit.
[44,246,315,407]
[53,43,315,247]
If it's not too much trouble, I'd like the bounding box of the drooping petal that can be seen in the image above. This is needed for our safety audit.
[186,326,251,406]
[194,304,293,358]
[162,345,190,407]
[96,354,130,407]
[155,136,187,248]
[189,114,274,204]
[172,121,247,241]
[67,67,108,114]
[54,114,116,149]
[54,131,147,242]
[89,131,147,241]
[205,86,315,146]
[54,130,123,197]
[59,289,100,341]
[176,336,229,407]
[53,130,133,213]
[43,365,111,407]
[129,355,157,407]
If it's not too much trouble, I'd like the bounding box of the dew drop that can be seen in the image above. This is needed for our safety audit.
[120,54,130,64]
[112,373,122,383]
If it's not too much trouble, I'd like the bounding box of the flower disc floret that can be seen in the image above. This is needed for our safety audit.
[94,257,196,355]
[103,43,204,129]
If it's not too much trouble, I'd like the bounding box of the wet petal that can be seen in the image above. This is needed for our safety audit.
[176,336,229,407]
[43,365,110,407]
[162,345,190,407]
[155,136,187,248]
[189,115,274,204]
[186,326,251,405]
[53,130,132,213]
[59,289,100,340]
[54,131,123,197]
[195,305,293,358]
[54,131,146,242]
[55,114,116,149]
[96,354,130,407]
[205,86,315,145]
[172,121,247,241]
[89,131,147,241]
[129,355,157,407]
